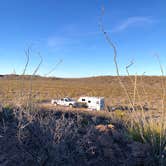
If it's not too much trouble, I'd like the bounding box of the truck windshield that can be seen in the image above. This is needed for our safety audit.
[67,98,73,101]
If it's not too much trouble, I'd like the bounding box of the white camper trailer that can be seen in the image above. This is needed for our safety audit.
[78,97,105,111]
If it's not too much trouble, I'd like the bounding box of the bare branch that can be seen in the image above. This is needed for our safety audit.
[99,7,134,110]
[44,59,63,77]
[22,48,30,75]
[99,7,119,76]
[126,60,134,76]
[32,53,43,76]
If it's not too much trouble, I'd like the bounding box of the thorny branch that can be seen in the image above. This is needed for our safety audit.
[99,6,134,110]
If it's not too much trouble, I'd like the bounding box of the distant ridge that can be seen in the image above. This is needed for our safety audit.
[0,74,165,80]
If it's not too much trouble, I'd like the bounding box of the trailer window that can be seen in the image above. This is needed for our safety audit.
[88,101,91,103]
[82,99,85,102]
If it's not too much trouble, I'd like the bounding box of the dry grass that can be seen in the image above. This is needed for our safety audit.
[0,75,165,108]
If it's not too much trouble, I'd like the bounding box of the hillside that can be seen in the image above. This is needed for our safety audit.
[0,75,165,109]
[0,75,166,165]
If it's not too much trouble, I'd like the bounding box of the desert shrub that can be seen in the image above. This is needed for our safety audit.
[0,108,149,166]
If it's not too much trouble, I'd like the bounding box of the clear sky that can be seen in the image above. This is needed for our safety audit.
[0,0,165,77]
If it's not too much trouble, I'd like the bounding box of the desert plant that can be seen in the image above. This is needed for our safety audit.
[100,6,166,166]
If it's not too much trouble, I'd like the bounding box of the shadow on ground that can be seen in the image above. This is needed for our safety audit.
[0,107,149,166]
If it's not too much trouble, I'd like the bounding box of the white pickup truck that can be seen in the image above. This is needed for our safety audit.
[51,97,77,108]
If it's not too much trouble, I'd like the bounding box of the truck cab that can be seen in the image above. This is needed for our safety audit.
[51,97,77,108]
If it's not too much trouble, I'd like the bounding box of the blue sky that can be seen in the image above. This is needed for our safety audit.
[0,0,165,77]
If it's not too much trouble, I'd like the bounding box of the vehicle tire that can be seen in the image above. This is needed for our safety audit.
[69,104,73,108]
